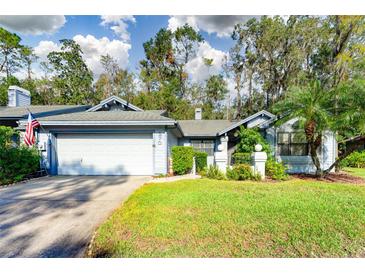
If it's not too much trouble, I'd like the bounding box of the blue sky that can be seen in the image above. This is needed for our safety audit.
[0,15,253,81]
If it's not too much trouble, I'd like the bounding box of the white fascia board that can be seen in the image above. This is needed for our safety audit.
[217,110,276,136]
[26,120,176,126]
[87,95,143,112]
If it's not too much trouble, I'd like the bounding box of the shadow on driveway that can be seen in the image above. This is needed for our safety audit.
[0,176,150,258]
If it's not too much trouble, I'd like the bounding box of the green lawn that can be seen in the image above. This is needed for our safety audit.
[344,167,365,179]
[89,179,365,258]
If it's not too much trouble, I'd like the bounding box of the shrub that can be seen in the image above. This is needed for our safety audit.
[265,159,289,180]
[232,152,251,164]
[0,126,40,185]
[194,151,208,172]
[1,147,40,183]
[227,163,260,181]
[171,146,194,175]
[340,150,365,168]
[205,165,226,180]
[234,127,272,154]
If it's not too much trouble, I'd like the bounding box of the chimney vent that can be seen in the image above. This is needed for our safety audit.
[7,86,31,107]
[195,108,202,120]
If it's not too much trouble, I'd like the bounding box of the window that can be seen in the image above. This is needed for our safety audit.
[277,132,309,156]
[191,140,215,156]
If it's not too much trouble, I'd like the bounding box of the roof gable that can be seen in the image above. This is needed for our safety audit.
[218,110,276,136]
[87,95,143,112]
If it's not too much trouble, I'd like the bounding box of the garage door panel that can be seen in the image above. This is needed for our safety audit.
[57,134,154,175]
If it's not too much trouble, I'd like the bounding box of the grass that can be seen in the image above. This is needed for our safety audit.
[344,167,365,179]
[89,179,365,258]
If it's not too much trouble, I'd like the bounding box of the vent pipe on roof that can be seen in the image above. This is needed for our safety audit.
[195,108,202,120]
[7,86,31,107]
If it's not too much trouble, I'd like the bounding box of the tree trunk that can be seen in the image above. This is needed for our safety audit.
[323,145,357,175]
[247,70,253,114]
[305,120,323,176]
[310,142,323,176]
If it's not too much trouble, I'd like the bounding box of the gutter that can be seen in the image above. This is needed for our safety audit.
[18,120,177,127]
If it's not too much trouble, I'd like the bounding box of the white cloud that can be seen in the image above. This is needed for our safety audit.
[33,35,131,77]
[185,41,227,83]
[168,15,259,37]
[73,34,131,76]
[0,15,66,35]
[34,41,61,61]
[100,15,135,42]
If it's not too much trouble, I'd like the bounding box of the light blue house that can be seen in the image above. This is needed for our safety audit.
[1,86,337,176]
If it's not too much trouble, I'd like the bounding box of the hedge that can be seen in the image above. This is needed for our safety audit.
[194,151,208,172]
[232,152,251,164]
[0,126,40,185]
[171,146,194,175]
[340,150,365,168]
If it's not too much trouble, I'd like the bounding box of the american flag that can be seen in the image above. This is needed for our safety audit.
[24,112,40,146]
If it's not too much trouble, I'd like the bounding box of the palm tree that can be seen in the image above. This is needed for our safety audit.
[273,81,331,176]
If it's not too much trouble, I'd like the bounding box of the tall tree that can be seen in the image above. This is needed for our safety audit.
[20,46,38,80]
[173,24,203,97]
[47,39,95,105]
[96,54,136,101]
[0,27,24,78]
[202,74,228,119]
[273,81,331,176]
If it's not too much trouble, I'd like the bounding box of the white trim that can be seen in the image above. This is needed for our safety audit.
[8,85,31,96]
[87,95,143,112]
[20,120,176,126]
[218,110,276,136]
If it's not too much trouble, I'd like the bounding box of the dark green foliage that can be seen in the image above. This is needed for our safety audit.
[47,39,95,105]
[232,152,251,164]
[0,76,20,105]
[265,159,289,180]
[234,127,272,154]
[194,151,208,172]
[0,147,40,184]
[226,164,260,181]
[340,151,365,168]
[0,126,40,185]
[205,165,226,180]
[171,146,194,175]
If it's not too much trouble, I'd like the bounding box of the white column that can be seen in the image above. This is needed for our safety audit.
[214,135,229,172]
[251,144,267,179]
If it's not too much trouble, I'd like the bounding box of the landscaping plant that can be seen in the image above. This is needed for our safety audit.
[205,165,226,180]
[0,126,40,185]
[194,151,208,172]
[171,146,194,175]
[340,150,365,168]
[265,159,289,180]
[226,163,260,181]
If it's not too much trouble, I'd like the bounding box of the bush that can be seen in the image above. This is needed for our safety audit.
[340,150,365,168]
[232,152,251,164]
[227,163,260,181]
[194,151,208,172]
[0,126,40,185]
[234,127,272,154]
[171,146,194,175]
[205,165,226,180]
[265,159,289,180]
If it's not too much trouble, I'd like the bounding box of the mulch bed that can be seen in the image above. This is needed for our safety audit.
[292,172,365,184]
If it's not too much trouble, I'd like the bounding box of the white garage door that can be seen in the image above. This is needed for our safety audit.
[56,133,154,175]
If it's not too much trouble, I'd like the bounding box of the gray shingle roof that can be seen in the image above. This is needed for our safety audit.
[38,110,174,122]
[0,105,88,118]
[177,120,236,137]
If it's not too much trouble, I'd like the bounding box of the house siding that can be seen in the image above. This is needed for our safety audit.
[153,130,168,175]
[271,118,337,174]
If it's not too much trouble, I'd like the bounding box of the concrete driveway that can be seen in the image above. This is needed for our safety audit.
[0,176,150,258]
